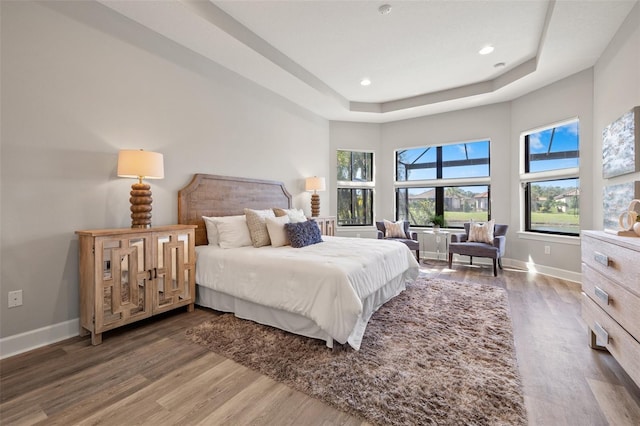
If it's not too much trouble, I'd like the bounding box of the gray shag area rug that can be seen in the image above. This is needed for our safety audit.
[186,277,527,426]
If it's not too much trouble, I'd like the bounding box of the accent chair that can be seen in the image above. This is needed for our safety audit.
[376,221,420,260]
[448,223,508,276]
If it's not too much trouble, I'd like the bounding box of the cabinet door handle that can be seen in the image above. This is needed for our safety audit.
[593,251,610,267]
[594,286,610,305]
[594,322,609,346]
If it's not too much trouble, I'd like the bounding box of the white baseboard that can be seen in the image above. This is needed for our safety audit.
[504,258,581,284]
[442,255,581,284]
[0,318,80,360]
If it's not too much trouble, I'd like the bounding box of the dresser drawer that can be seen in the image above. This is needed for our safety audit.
[581,233,640,294]
[582,264,640,339]
[582,294,640,387]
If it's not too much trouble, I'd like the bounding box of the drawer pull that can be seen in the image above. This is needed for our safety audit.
[594,286,610,305]
[594,322,609,346]
[593,252,610,267]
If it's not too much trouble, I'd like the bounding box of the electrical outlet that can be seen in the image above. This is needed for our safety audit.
[8,290,23,308]
[544,245,551,255]
[356,233,361,238]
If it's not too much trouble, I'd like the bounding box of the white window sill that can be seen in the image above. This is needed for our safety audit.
[517,231,580,245]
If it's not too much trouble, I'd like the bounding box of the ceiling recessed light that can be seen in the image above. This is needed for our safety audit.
[360,78,371,86]
[479,45,494,55]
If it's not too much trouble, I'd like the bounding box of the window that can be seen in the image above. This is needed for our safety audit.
[395,140,490,228]
[337,150,374,226]
[397,141,489,181]
[521,120,580,235]
[396,185,490,227]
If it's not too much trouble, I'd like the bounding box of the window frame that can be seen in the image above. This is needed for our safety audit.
[395,139,491,229]
[520,118,580,236]
[336,150,375,227]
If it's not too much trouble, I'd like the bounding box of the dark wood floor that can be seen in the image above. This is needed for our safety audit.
[1,262,639,425]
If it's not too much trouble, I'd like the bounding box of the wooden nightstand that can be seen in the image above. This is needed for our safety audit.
[76,225,196,345]
[312,216,336,236]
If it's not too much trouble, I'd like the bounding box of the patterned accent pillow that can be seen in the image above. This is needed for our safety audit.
[244,208,276,247]
[468,219,495,243]
[285,220,323,248]
[384,219,407,238]
[265,215,291,247]
[273,208,307,223]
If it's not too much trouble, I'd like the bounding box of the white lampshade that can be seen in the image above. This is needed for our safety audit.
[305,176,326,192]
[117,149,164,179]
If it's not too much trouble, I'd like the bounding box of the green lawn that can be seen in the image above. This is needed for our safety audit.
[531,212,579,225]
[414,211,579,232]
[445,211,578,224]
[445,212,489,222]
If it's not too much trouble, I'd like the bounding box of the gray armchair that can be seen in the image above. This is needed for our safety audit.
[448,223,508,276]
[376,221,420,260]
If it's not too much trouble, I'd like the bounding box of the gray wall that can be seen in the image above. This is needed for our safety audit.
[509,69,593,274]
[593,2,640,228]
[0,1,330,340]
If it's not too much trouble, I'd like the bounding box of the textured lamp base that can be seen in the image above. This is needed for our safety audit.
[311,193,320,217]
[130,183,153,228]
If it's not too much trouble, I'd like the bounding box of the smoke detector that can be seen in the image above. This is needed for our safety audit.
[378,4,392,15]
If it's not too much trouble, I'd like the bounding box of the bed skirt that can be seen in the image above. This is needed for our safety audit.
[195,271,410,350]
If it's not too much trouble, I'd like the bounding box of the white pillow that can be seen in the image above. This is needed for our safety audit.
[273,208,307,223]
[202,216,220,246]
[265,215,291,247]
[244,208,276,248]
[468,219,495,243]
[384,219,407,238]
[213,215,252,249]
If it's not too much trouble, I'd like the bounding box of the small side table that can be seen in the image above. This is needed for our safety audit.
[423,230,450,262]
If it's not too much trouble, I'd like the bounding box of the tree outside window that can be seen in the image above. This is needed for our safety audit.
[337,150,374,226]
[395,140,490,228]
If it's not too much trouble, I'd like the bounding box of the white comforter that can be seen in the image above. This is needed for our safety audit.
[195,236,419,346]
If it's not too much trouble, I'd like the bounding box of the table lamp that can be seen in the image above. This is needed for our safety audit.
[305,176,326,217]
[117,149,164,228]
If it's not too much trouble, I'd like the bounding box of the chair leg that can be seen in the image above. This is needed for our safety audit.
[448,252,453,269]
[493,259,498,276]
[415,250,420,261]
[498,257,503,269]
[469,256,473,265]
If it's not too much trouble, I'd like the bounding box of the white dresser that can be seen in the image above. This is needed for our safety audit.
[581,230,640,387]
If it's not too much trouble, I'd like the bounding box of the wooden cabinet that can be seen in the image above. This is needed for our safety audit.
[76,225,196,345]
[312,216,336,236]
[581,231,640,387]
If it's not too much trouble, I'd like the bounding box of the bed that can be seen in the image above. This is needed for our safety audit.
[178,174,419,350]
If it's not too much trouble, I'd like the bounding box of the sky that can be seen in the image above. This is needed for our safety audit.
[528,120,579,173]
[398,140,489,181]
[397,121,579,190]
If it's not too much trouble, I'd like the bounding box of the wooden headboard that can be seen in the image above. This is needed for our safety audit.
[178,174,292,246]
